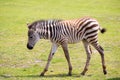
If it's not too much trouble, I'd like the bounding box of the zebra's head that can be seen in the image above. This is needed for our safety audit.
[27,23,40,50]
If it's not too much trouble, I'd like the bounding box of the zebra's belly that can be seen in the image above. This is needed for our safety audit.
[67,37,82,44]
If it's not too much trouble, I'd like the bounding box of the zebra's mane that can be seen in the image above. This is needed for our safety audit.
[28,19,63,29]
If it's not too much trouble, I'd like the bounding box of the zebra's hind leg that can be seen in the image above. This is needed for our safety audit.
[92,43,107,75]
[40,43,59,76]
[81,39,92,75]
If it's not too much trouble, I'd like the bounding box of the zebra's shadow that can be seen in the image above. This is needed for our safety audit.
[0,73,92,78]
[43,73,93,78]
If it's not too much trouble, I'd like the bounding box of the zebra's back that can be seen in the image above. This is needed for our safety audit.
[56,17,100,44]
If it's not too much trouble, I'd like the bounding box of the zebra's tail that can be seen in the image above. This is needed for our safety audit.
[99,27,106,34]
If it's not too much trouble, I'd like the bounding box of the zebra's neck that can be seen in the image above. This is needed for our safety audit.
[37,20,62,39]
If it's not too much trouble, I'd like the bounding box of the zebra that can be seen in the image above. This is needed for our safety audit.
[27,17,107,76]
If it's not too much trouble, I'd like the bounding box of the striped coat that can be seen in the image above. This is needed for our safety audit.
[27,17,107,76]
[29,17,105,45]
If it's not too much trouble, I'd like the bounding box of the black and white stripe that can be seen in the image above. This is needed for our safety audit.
[27,17,107,76]
[29,17,105,45]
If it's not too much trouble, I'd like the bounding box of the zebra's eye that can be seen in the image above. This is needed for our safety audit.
[29,36,33,39]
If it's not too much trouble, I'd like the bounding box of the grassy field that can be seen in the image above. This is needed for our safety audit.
[0,0,120,80]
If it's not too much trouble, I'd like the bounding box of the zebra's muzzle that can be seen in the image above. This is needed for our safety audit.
[27,44,33,50]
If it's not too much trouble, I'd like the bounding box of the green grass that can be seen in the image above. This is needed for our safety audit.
[0,0,120,80]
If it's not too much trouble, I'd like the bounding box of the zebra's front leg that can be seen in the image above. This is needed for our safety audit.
[40,43,59,76]
[61,42,72,76]
[81,40,91,75]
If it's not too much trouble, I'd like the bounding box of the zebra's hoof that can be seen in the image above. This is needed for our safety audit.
[81,72,85,75]
[68,73,72,76]
[40,73,44,76]
[103,70,107,75]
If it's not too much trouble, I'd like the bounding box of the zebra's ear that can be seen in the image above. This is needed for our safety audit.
[27,22,30,26]
[26,22,31,29]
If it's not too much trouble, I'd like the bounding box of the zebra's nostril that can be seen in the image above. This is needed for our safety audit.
[27,44,33,50]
